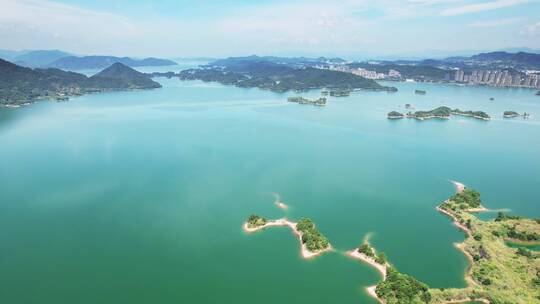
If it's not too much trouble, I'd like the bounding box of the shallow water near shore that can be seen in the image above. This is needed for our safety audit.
[0,73,539,303]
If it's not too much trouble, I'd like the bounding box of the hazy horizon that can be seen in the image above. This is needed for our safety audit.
[1,0,539,59]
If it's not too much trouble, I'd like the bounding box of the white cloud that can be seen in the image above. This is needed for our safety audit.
[521,21,540,35]
[441,0,529,16]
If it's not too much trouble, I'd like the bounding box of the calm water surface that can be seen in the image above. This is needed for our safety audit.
[1,73,539,303]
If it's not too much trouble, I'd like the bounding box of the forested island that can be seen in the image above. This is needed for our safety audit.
[151,56,398,93]
[287,96,327,106]
[244,215,331,258]
[387,106,491,121]
[0,59,161,106]
[503,111,520,118]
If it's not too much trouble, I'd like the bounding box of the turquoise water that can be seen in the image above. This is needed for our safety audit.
[1,76,539,303]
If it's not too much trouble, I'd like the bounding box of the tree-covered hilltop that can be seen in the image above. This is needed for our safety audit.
[296,218,330,252]
[167,58,397,93]
[357,243,375,257]
[409,106,452,119]
[0,59,161,105]
[376,267,431,304]
[88,62,162,89]
[246,215,267,228]
[440,188,483,210]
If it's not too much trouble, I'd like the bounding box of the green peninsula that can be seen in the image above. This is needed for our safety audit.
[355,187,540,304]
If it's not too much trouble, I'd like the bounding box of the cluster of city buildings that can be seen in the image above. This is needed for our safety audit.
[454,69,540,88]
[326,65,401,80]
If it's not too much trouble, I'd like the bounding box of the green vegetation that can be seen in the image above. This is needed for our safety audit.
[430,191,540,303]
[287,96,326,106]
[451,109,491,120]
[376,267,431,304]
[375,252,387,265]
[503,111,520,118]
[329,89,351,97]
[296,218,330,252]
[367,189,540,303]
[440,188,482,211]
[0,59,161,105]
[407,106,452,119]
[357,243,375,257]
[397,106,490,121]
[388,111,404,119]
[246,215,267,228]
[495,211,522,221]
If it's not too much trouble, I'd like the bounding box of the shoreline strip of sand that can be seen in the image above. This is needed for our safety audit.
[347,247,389,304]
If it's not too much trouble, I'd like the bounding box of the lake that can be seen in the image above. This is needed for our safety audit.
[1,71,539,303]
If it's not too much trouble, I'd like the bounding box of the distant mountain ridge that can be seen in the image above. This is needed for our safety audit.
[48,56,177,69]
[0,59,161,105]
[0,49,177,69]
[14,50,72,67]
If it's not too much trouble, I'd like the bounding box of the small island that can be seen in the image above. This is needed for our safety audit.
[329,89,351,97]
[415,89,427,95]
[244,216,332,259]
[388,106,491,121]
[504,111,531,119]
[287,96,327,106]
[387,111,404,119]
[350,183,540,304]
[503,111,520,118]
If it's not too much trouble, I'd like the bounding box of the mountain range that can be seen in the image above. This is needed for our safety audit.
[0,59,161,105]
[0,49,177,69]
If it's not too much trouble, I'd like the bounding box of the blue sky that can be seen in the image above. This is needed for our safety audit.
[0,0,539,58]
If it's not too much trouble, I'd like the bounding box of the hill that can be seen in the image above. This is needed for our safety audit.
[88,62,162,89]
[49,56,177,69]
[0,59,161,105]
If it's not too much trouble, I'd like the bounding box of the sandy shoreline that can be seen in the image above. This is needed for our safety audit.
[347,247,389,304]
[243,218,332,259]
[347,250,387,278]
[450,180,466,193]
[436,205,472,235]
[366,285,384,304]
